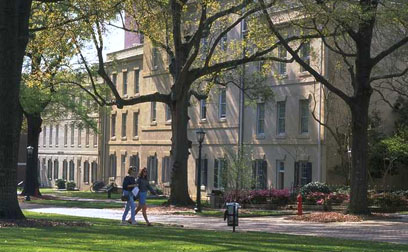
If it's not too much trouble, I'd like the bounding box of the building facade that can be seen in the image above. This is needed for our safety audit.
[37,12,404,195]
[38,118,100,190]
[98,18,329,199]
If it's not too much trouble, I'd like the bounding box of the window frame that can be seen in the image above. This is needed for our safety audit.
[151,102,157,123]
[277,101,286,135]
[299,99,310,134]
[122,113,127,138]
[218,89,227,119]
[200,99,207,120]
[256,103,265,136]
[134,69,140,94]
[111,114,116,138]
[122,71,128,96]
[276,160,285,189]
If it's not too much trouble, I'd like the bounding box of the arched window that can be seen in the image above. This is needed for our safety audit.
[130,154,140,174]
[62,160,68,180]
[83,161,90,183]
[53,160,59,179]
[109,154,117,178]
[69,160,75,181]
[147,154,158,183]
[91,162,98,183]
[47,159,52,180]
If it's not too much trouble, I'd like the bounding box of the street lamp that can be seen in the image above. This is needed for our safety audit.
[25,146,34,201]
[195,128,205,212]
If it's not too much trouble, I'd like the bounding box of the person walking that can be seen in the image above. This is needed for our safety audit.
[121,167,138,225]
[133,167,156,226]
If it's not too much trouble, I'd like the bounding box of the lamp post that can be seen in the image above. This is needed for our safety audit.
[25,146,34,201]
[195,128,205,213]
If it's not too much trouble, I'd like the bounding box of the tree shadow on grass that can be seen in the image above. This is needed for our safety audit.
[1,221,407,252]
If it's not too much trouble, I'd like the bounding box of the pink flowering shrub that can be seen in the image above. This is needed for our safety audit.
[305,192,348,205]
[224,189,290,205]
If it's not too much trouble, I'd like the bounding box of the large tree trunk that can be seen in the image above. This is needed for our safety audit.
[169,96,194,205]
[22,113,42,197]
[349,97,371,214]
[0,0,32,219]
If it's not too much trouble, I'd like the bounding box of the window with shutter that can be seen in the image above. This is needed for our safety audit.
[294,161,312,187]
[252,159,267,189]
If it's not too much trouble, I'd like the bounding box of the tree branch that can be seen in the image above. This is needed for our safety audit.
[259,0,352,106]
[370,66,408,82]
[371,37,408,67]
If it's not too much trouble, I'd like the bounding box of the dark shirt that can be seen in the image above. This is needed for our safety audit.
[136,177,156,194]
[122,176,136,191]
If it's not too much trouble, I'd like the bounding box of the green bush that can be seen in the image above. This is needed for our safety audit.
[300,182,331,196]
[369,191,407,212]
[55,179,66,189]
[328,185,350,194]
[66,181,76,191]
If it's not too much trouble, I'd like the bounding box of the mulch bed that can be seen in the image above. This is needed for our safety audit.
[285,212,405,223]
[286,212,362,222]
[0,219,92,228]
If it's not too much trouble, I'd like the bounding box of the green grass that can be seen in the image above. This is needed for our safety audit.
[28,198,169,209]
[0,212,406,252]
[37,188,169,207]
[28,199,125,209]
[175,209,292,218]
[40,188,122,200]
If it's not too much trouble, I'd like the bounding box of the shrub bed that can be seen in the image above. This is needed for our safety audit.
[224,189,290,206]
[55,179,66,190]
[368,191,408,212]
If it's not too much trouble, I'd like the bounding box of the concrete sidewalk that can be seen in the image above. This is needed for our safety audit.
[21,203,408,245]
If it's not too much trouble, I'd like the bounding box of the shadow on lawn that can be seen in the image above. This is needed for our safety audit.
[0,217,407,252]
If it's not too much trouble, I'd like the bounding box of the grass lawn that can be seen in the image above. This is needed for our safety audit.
[27,198,169,209]
[175,209,292,218]
[28,199,125,209]
[40,188,123,200]
[37,188,169,207]
[0,212,406,252]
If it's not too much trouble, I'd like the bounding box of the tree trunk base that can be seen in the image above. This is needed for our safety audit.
[21,188,41,197]
[346,207,371,215]
[168,197,195,206]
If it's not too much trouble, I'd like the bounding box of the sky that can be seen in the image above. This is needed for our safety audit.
[80,19,125,64]
[104,22,125,55]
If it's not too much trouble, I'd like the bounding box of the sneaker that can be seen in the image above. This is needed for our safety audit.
[120,221,129,225]
[131,221,137,225]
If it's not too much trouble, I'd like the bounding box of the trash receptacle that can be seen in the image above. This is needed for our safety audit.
[224,202,240,232]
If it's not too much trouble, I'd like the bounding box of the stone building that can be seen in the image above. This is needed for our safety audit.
[98,19,330,199]
[38,117,100,190]
[38,11,405,195]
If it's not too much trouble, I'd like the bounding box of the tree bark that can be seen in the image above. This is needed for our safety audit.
[349,97,371,214]
[0,0,32,219]
[22,113,42,197]
[169,96,195,205]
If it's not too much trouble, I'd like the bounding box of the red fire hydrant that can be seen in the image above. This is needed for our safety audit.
[297,194,303,215]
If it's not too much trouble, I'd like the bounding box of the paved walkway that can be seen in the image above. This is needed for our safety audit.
[20,203,408,244]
